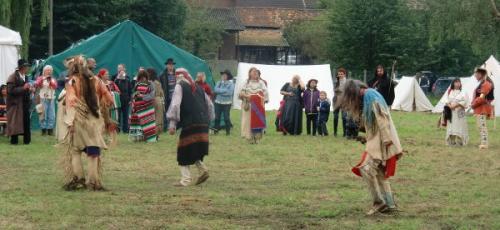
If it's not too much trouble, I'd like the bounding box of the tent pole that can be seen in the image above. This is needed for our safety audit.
[48,0,53,56]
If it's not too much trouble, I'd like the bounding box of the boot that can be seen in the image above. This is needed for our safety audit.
[48,129,54,136]
[42,129,47,136]
[225,127,231,136]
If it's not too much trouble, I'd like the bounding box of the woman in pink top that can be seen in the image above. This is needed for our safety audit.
[35,65,57,136]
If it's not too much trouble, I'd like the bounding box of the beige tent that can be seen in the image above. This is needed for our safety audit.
[391,76,434,112]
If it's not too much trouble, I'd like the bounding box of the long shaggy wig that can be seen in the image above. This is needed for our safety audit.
[336,80,366,120]
[68,55,100,118]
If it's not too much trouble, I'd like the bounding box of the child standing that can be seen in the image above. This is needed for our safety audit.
[303,79,320,135]
[317,91,330,136]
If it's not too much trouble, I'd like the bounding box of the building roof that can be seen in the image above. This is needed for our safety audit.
[207,8,245,31]
[236,0,319,9]
[236,7,322,28]
[238,29,289,47]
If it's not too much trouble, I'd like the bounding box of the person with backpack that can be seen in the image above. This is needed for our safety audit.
[471,67,495,150]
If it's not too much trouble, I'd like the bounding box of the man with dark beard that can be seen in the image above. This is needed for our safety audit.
[336,80,403,215]
[368,65,395,106]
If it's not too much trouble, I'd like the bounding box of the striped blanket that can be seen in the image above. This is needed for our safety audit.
[129,83,157,142]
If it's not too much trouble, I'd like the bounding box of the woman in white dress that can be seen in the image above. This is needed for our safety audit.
[445,78,469,146]
[239,67,269,144]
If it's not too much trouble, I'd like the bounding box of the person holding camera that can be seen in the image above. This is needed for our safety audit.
[35,65,57,136]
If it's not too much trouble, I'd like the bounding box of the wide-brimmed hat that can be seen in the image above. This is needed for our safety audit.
[220,69,233,80]
[165,58,176,65]
[17,59,30,68]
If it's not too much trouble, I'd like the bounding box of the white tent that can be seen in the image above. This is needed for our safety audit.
[391,76,434,112]
[0,25,22,85]
[233,62,334,110]
[432,55,500,117]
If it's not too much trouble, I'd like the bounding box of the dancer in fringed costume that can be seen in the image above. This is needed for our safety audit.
[129,70,157,143]
[471,67,494,150]
[167,68,214,187]
[58,55,113,191]
[336,80,403,215]
[442,78,469,146]
[239,67,269,144]
[97,68,121,146]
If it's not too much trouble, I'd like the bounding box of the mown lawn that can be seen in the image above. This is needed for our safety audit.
[0,110,499,229]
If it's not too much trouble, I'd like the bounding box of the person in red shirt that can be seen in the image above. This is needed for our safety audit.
[195,72,213,99]
[471,67,494,149]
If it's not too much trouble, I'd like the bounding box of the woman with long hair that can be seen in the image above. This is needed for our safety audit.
[129,69,157,142]
[97,68,121,141]
[239,67,268,144]
[337,79,403,215]
[58,55,113,191]
[147,68,165,138]
[279,75,305,135]
[444,78,469,146]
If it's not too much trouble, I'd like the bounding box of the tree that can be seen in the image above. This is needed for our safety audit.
[28,0,188,59]
[284,14,330,64]
[180,8,224,60]
[0,0,49,58]
[426,0,499,62]
[129,0,187,44]
[328,0,410,76]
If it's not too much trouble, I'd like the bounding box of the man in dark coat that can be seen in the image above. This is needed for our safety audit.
[6,59,32,145]
[367,65,395,106]
[159,58,176,131]
[112,64,132,133]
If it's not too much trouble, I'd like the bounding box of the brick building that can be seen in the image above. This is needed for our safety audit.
[188,0,322,65]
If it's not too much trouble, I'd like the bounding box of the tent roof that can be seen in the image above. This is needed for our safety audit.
[0,25,22,45]
[392,76,434,112]
[43,20,213,84]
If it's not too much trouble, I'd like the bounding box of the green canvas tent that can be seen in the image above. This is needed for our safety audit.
[43,20,213,84]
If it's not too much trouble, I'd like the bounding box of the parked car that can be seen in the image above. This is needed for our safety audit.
[416,71,439,93]
[432,77,455,97]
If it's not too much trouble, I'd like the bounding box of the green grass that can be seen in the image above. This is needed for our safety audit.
[1,110,499,229]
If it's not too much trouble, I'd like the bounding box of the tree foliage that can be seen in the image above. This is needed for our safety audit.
[284,14,330,64]
[0,0,49,57]
[298,0,500,76]
[180,8,224,60]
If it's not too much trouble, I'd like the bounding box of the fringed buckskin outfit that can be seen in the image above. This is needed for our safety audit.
[351,89,403,215]
[58,75,113,191]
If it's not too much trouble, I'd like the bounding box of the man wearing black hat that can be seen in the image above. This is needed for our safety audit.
[6,59,32,145]
[159,58,176,131]
[212,70,235,135]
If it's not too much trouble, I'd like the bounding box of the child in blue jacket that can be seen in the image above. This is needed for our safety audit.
[317,91,330,136]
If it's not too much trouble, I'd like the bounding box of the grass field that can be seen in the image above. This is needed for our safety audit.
[0,110,499,229]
